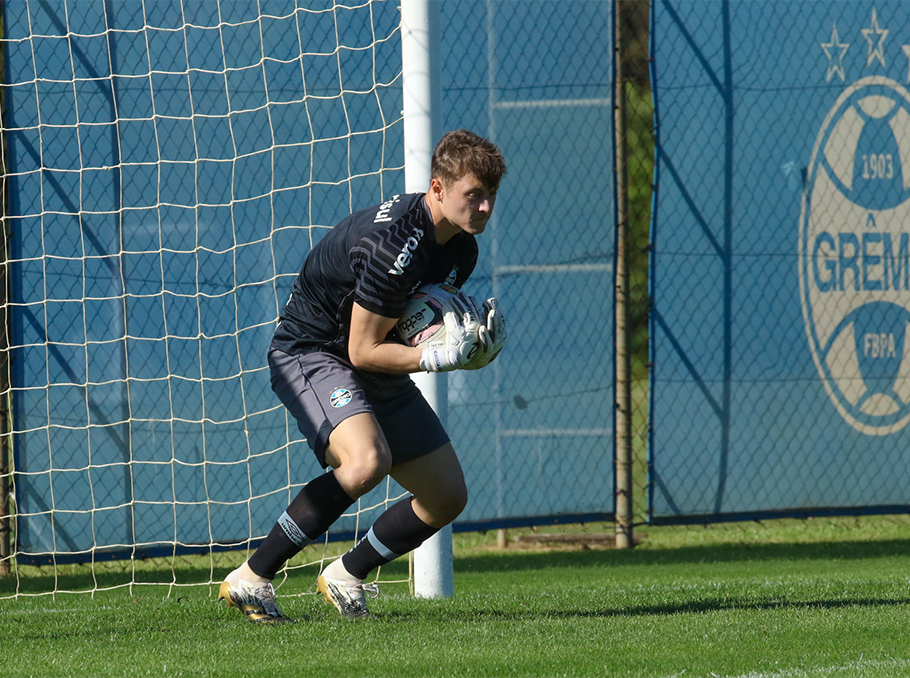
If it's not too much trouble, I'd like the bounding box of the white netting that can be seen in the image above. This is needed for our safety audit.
[1,0,404,594]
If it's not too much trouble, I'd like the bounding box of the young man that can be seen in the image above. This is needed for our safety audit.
[219,129,507,622]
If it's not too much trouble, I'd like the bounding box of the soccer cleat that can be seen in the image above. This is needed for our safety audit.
[317,573,379,620]
[218,577,293,624]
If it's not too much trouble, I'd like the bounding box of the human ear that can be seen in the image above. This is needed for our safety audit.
[430,177,445,201]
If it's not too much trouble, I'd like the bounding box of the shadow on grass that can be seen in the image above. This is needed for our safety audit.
[377,594,910,624]
[8,592,910,643]
[455,538,910,573]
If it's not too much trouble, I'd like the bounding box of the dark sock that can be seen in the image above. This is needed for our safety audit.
[247,471,353,579]
[341,497,439,581]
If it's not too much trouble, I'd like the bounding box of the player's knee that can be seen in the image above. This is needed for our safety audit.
[333,446,392,498]
[352,449,393,494]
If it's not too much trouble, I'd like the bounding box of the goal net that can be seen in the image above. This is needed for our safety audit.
[2,0,404,586]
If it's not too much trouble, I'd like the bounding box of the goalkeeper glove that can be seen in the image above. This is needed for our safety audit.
[463,297,507,370]
[419,311,483,372]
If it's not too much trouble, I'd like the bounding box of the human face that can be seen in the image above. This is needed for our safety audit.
[431,174,498,240]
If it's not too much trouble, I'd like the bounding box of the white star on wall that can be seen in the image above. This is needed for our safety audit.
[821,23,849,81]
[861,8,888,67]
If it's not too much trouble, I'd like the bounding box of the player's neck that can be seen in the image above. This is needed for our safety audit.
[424,194,460,244]
[434,220,461,245]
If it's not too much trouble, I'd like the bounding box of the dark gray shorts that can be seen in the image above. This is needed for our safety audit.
[268,349,450,468]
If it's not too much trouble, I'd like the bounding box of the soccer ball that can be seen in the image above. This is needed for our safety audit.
[395,283,469,348]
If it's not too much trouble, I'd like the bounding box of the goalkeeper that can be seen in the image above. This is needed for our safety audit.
[219,129,507,622]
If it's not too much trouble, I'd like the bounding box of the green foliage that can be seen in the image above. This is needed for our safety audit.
[625,80,655,382]
[3,518,910,677]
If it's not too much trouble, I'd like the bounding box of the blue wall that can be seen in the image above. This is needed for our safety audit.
[651,0,910,521]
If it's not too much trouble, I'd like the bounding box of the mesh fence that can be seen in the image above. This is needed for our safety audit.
[650,0,910,522]
[11,0,908,586]
[0,0,618,579]
[440,0,616,530]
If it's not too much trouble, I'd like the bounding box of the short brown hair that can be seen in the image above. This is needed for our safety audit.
[431,129,506,191]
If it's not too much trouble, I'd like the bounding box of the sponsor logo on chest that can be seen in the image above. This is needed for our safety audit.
[388,228,424,275]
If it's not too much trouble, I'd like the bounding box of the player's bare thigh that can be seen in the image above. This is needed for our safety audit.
[323,411,393,499]
[390,443,468,528]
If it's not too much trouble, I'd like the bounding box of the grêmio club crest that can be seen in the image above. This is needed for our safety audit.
[800,8,910,435]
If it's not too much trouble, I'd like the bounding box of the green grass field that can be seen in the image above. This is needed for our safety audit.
[3,517,910,678]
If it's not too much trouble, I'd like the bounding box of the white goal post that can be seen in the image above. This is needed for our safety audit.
[399,0,453,600]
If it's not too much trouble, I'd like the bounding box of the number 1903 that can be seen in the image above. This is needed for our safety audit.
[862,153,894,180]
